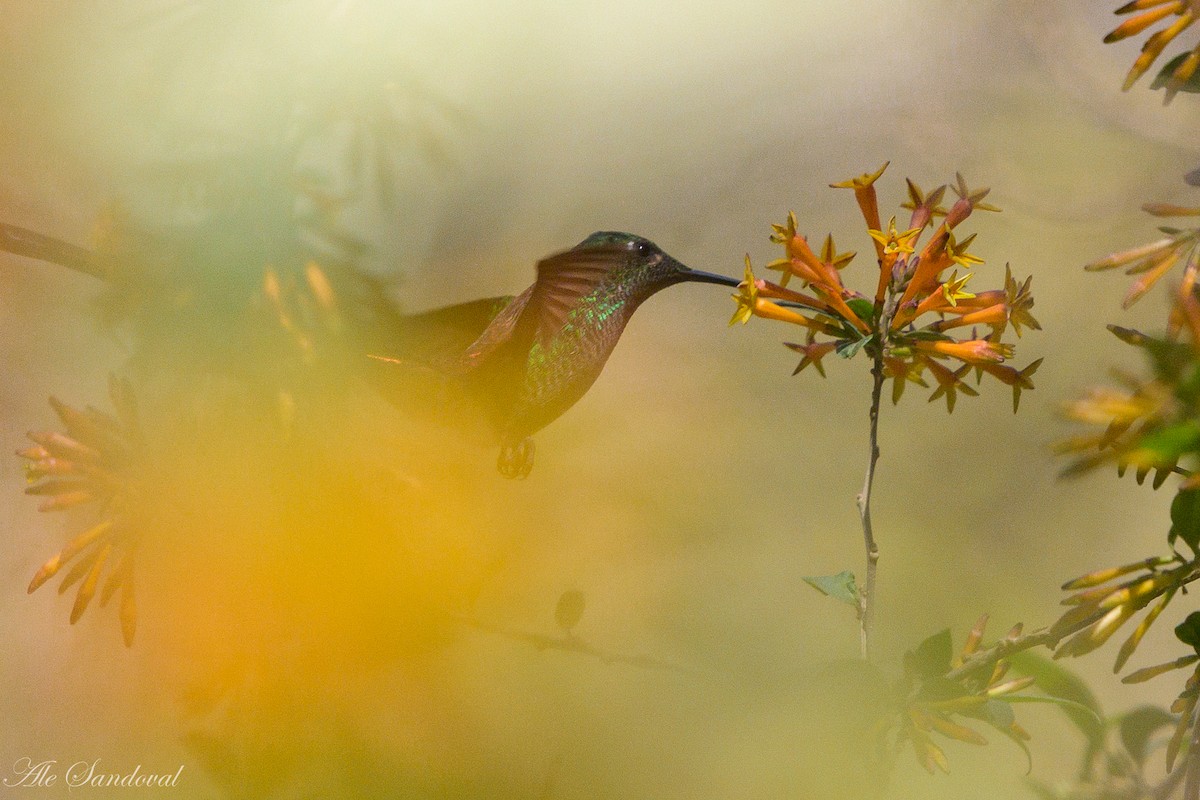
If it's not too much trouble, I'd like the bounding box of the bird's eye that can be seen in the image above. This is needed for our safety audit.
[633,241,653,256]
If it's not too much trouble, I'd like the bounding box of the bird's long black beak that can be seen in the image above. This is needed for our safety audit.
[675,264,741,288]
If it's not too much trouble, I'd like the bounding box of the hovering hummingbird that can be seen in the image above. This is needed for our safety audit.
[375,232,740,478]
[0,222,740,477]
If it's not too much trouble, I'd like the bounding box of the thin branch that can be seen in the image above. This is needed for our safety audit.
[456,614,690,674]
[857,345,885,661]
[944,627,1062,683]
[1153,761,1186,800]
[945,610,1125,685]
[0,222,111,280]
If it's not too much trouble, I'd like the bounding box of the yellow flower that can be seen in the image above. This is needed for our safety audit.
[940,270,975,307]
[818,234,856,270]
[829,161,890,191]
[946,231,983,268]
[729,257,760,326]
[867,217,921,256]
[1004,266,1041,336]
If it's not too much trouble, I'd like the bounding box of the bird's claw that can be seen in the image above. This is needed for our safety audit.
[497,438,535,479]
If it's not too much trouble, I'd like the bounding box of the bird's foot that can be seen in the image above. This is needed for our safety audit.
[497,438,535,479]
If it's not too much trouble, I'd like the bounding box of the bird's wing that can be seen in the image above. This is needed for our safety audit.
[459,243,628,368]
[525,244,628,345]
[459,288,533,369]
[390,296,515,367]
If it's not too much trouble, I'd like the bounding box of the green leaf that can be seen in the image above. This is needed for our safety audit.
[962,698,1032,774]
[835,336,870,360]
[1117,705,1175,766]
[992,720,1034,775]
[1152,52,1200,94]
[1023,778,1063,800]
[802,571,859,607]
[1008,652,1104,748]
[1174,611,1200,651]
[1170,489,1200,554]
[845,298,876,324]
[981,698,1015,729]
[916,675,972,704]
[906,629,953,679]
[1135,423,1200,468]
[998,694,1105,728]
[904,330,954,342]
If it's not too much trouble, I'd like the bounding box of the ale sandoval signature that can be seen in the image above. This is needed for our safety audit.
[4,758,184,789]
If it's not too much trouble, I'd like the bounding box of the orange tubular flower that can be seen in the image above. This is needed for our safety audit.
[754,279,832,313]
[898,226,952,311]
[931,303,1009,332]
[1106,2,1186,43]
[914,339,1012,365]
[830,162,890,255]
[753,299,824,327]
[789,236,839,287]
[770,255,825,287]
[729,260,838,332]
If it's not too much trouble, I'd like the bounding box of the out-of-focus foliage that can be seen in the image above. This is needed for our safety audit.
[1046,181,1200,799]
[19,378,142,645]
[1104,0,1200,101]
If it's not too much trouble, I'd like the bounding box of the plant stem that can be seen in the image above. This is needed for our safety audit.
[944,627,1060,683]
[858,349,885,660]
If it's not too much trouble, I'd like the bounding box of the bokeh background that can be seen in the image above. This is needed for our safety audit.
[3,1,1200,798]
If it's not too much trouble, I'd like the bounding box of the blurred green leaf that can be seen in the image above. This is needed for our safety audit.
[1174,611,1200,651]
[1009,652,1104,748]
[1117,705,1175,766]
[906,629,953,679]
[905,330,954,342]
[1170,489,1200,554]
[802,571,859,606]
[554,589,586,633]
[1135,423,1200,468]
[1023,778,1063,800]
[916,675,972,703]
[835,336,869,360]
[999,695,1104,727]
[991,721,1034,774]
[981,698,1015,728]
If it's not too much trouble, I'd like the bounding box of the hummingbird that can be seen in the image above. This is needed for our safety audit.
[0,221,740,478]
[375,232,740,478]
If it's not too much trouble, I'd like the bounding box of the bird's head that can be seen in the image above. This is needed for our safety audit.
[574,231,740,289]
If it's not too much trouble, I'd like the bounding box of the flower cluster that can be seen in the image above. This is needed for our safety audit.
[1104,0,1200,101]
[1049,187,1200,789]
[1061,201,1200,482]
[17,377,142,646]
[1052,555,1200,671]
[730,164,1041,412]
